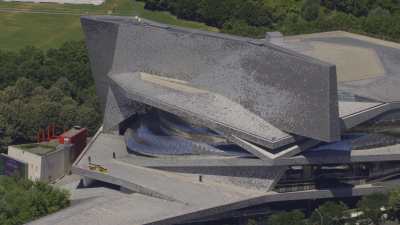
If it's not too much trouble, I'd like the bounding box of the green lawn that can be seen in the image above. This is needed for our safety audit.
[0,0,217,51]
[0,13,83,50]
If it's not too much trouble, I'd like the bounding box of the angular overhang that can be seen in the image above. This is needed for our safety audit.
[110,72,294,149]
[81,16,341,143]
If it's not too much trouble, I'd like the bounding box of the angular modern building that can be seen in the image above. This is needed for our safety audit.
[30,16,400,225]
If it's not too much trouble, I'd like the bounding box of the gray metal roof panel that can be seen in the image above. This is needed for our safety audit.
[81,16,341,142]
[280,31,400,103]
[111,72,295,149]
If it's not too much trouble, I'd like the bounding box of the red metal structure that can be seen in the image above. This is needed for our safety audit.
[59,127,88,161]
[36,124,65,143]
[36,125,88,162]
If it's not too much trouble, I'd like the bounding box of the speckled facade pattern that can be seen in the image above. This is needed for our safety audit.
[81,16,340,143]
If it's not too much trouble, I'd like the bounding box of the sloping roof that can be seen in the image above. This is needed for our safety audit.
[111,72,294,149]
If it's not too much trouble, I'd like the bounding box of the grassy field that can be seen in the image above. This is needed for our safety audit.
[0,0,217,51]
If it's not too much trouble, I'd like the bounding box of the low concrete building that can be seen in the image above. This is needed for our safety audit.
[8,141,71,182]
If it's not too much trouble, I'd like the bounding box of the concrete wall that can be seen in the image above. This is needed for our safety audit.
[8,145,71,182]
[153,166,287,191]
[42,145,71,182]
[8,146,42,181]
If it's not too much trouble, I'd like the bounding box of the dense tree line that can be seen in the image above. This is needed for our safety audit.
[139,0,400,42]
[243,189,400,225]
[0,42,101,153]
[0,41,92,90]
[0,176,70,225]
[320,0,400,17]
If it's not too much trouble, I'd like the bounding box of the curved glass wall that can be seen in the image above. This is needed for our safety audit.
[309,109,400,153]
[124,109,252,157]
[347,109,400,150]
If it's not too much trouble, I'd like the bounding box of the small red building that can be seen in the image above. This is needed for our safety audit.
[59,126,88,161]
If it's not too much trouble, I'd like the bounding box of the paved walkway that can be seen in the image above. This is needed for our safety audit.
[28,129,384,225]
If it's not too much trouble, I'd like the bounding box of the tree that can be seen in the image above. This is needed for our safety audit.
[267,210,306,225]
[198,0,240,27]
[309,201,348,225]
[235,1,272,27]
[143,0,162,10]
[0,41,102,149]
[357,193,389,225]
[301,0,320,21]
[321,0,369,17]
[140,0,400,43]
[14,78,35,98]
[76,105,101,135]
[0,51,18,89]
[0,115,12,153]
[315,11,361,32]
[246,219,258,225]
[369,7,391,17]
[222,19,268,37]
[15,47,45,84]
[388,188,400,221]
[45,41,93,90]
[0,176,70,225]
[53,77,75,97]
[0,41,93,90]
[363,7,393,38]
[172,0,202,21]
[0,76,101,148]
